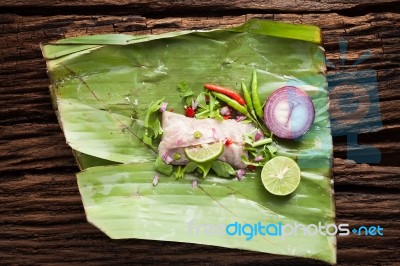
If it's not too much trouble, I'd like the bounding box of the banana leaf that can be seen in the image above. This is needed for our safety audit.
[41,19,335,264]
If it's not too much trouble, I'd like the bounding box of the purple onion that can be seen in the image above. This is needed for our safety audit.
[220,106,231,116]
[192,179,198,189]
[162,154,173,164]
[159,102,168,112]
[236,169,246,180]
[236,115,246,122]
[254,131,263,141]
[264,86,315,139]
[192,98,199,110]
[152,174,159,186]
[254,155,264,162]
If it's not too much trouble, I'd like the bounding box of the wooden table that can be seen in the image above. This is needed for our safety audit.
[1,1,399,265]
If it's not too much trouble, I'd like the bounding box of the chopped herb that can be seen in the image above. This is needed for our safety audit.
[177,81,194,104]
[143,98,164,148]
[194,92,223,120]
[175,162,198,179]
[173,153,181,160]
[211,161,236,178]
[194,131,202,139]
[155,157,174,175]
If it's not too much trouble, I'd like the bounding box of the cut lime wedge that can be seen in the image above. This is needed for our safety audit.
[184,142,224,163]
[261,156,301,196]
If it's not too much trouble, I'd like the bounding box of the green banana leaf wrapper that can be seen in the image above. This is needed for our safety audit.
[41,19,335,264]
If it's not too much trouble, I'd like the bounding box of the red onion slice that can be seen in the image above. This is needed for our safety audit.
[152,174,160,186]
[236,169,246,180]
[263,86,315,139]
[254,131,263,141]
[159,102,168,112]
[235,115,246,122]
[220,106,231,116]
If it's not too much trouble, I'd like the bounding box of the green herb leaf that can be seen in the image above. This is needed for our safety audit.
[175,162,199,179]
[177,81,194,101]
[155,157,173,175]
[267,144,278,154]
[241,155,261,167]
[196,92,208,108]
[194,92,223,120]
[143,98,164,148]
[183,162,198,174]
[196,161,213,178]
[211,160,236,178]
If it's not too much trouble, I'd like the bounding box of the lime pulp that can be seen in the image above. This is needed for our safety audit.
[261,156,301,196]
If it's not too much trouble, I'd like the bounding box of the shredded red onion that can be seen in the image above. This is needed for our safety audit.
[236,169,246,180]
[162,153,173,164]
[254,131,263,141]
[220,106,231,116]
[235,115,246,122]
[254,155,264,162]
[192,98,199,110]
[192,179,198,189]
[152,173,159,186]
[160,102,168,112]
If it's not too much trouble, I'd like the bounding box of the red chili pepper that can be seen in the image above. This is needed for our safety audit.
[184,106,196,117]
[223,115,232,120]
[224,138,233,147]
[204,84,246,106]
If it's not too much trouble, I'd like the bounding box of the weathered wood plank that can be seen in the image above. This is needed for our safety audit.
[1,175,399,265]
[1,5,399,266]
[2,0,399,13]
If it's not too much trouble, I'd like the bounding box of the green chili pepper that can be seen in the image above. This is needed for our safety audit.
[193,131,202,139]
[251,70,263,119]
[241,82,254,112]
[211,92,248,115]
[173,153,182,160]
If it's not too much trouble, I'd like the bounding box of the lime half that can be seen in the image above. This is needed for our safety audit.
[261,156,301,196]
[184,142,224,163]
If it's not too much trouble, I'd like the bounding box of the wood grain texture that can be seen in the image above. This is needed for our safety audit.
[1,1,399,265]
[1,0,399,14]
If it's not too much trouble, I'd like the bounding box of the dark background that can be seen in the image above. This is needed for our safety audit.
[1,1,399,265]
